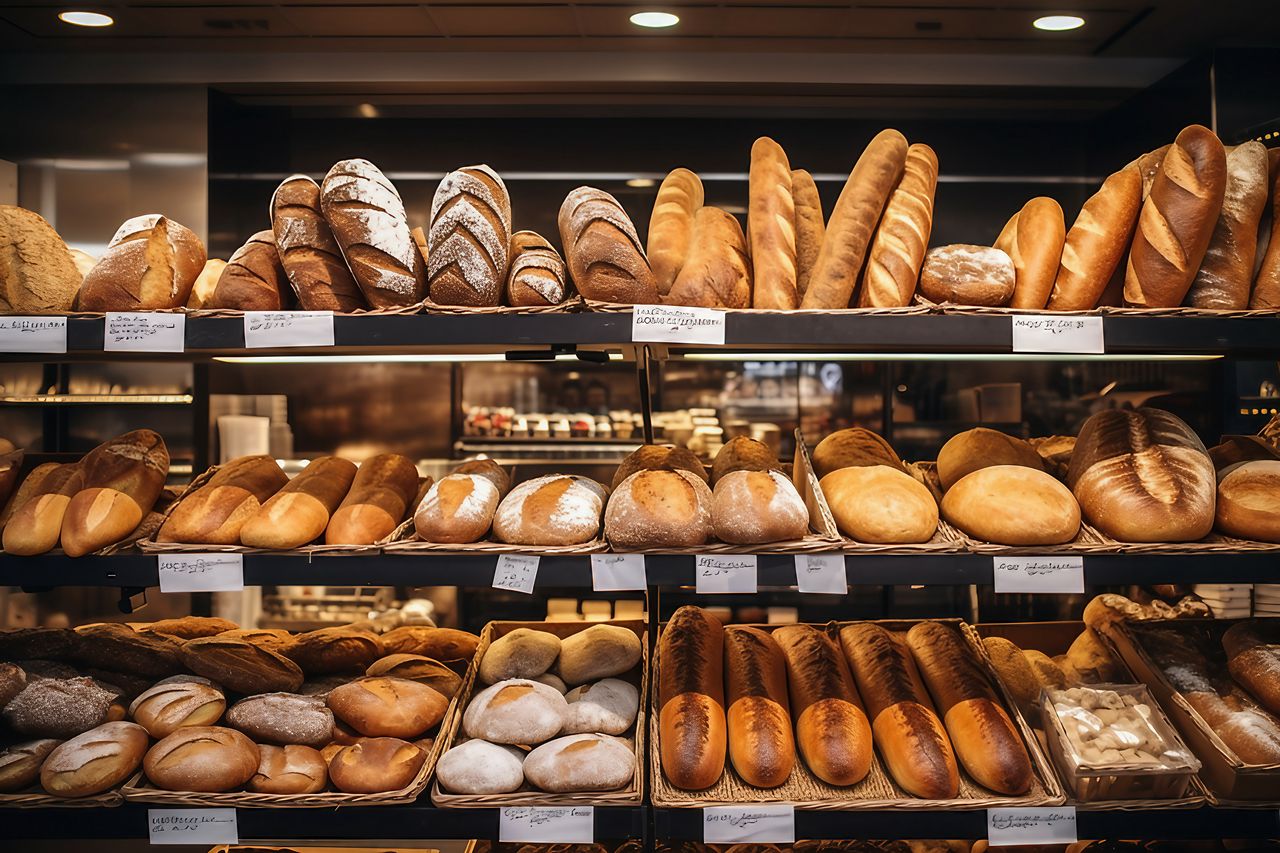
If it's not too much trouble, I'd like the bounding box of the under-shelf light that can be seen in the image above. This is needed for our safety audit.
[677,352,1223,363]
[213,353,623,365]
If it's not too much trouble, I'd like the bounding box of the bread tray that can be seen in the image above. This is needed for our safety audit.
[582,298,931,315]
[184,301,425,318]
[381,518,609,555]
[0,770,138,809]
[422,295,583,315]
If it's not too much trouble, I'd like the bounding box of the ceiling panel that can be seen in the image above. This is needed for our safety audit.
[428,4,577,36]
[719,7,854,38]
[131,5,303,37]
[280,5,438,36]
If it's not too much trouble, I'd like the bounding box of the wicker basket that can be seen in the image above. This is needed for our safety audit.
[422,296,583,315]
[582,299,932,316]
[0,771,139,809]
[185,302,425,318]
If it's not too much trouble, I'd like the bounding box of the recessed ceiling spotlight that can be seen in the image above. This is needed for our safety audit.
[630,11,679,29]
[625,178,656,188]
[1033,14,1085,31]
[58,10,114,27]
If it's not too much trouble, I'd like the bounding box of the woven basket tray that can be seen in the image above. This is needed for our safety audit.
[0,770,139,809]
[582,299,932,316]
[431,619,647,808]
[422,296,583,315]
[942,518,1123,556]
[382,519,609,555]
[185,302,424,318]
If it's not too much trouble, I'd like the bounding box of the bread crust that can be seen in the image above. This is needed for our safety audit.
[1049,166,1142,310]
[861,143,938,307]
[748,138,798,310]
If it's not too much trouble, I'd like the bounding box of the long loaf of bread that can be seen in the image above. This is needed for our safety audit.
[996,197,1065,311]
[239,456,358,549]
[61,430,169,558]
[904,622,1033,795]
[2,464,82,555]
[802,129,908,308]
[158,455,288,545]
[1048,166,1142,311]
[773,624,872,786]
[791,169,825,299]
[658,605,726,790]
[270,175,366,312]
[665,207,751,308]
[1187,141,1269,309]
[724,626,795,788]
[648,168,704,296]
[1130,144,1171,201]
[860,143,939,307]
[428,165,512,307]
[839,622,958,798]
[748,137,798,310]
[1252,149,1280,309]
[324,453,419,545]
[558,187,658,305]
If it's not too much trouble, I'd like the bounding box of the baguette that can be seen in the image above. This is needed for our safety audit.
[62,430,169,557]
[648,168,704,296]
[791,169,825,299]
[801,129,908,308]
[904,622,1033,795]
[1,461,58,530]
[428,164,512,307]
[1048,166,1142,310]
[724,626,795,788]
[1187,141,1269,309]
[1252,148,1280,309]
[2,464,82,555]
[996,197,1065,310]
[558,187,657,304]
[838,623,958,798]
[1130,144,1171,201]
[860,143,938,307]
[239,456,357,549]
[270,175,366,312]
[658,605,725,790]
[157,455,288,544]
[773,624,872,786]
[325,453,418,545]
[209,230,292,311]
[665,206,751,309]
[748,137,798,310]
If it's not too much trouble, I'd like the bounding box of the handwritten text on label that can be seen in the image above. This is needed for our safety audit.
[794,554,847,594]
[695,555,758,594]
[499,806,594,843]
[147,808,239,845]
[992,556,1085,594]
[1011,316,1104,354]
[987,807,1077,846]
[632,305,726,345]
[243,311,335,348]
[493,554,540,594]
[0,316,67,353]
[157,554,245,593]
[704,804,795,844]
[590,553,647,590]
[105,312,185,352]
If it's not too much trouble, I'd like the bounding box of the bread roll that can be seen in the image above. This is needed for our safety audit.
[227,692,333,746]
[612,444,706,490]
[1063,628,1120,684]
[658,605,726,790]
[937,428,1045,492]
[492,474,604,546]
[524,733,633,792]
[0,661,26,708]
[648,168,704,296]
[40,721,148,797]
[558,186,658,304]
[774,624,872,786]
[80,214,206,310]
[3,676,117,738]
[1215,459,1280,542]
[479,628,561,685]
[428,164,512,307]
[1225,623,1280,716]
[436,738,524,794]
[942,465,1081,546]
[820,466,938,544]
[366,654,462,698]
[413,472,499,544]
[463,678,568,744]
[1,460,56,530]
[143,725,259,792]
[1066,407,1215,542]
[995,197,1065,310]
[1124,125,1227,307]
[712,470,808,544]
[270,174,366,312]
[327,677,446,738]
[711,435,783,484]
[811,427,904,478]
[180,636,304,694]
[328,736,425,793]
[379,626,479,663]
[1187,141,1269,309]
[158,455,288,544]
[791,169,825,299]
[724,626,794,788]
[748,137,798,310]
[0,205,81,313]
[451,458,510,496]
[325,453,418,545]
[0,738,59,793]
[2,463,82,555]
[919,244,1015,306]
[128,680,226,738]
[247,743,327,794]
[980,637,1040,714]
[1251,149,1280,309]
[209,230,291,311]
[70,623,183,677]
[506,230,567,306]
[557,624,642,686]
[563,678,639,735]
[861,143,939,307]
[61,429,169,557]
[666,206,752,309]
[240,456,356,549]
[604,469,713,549]
[802,129,909,308]
[1049,166,1143,311]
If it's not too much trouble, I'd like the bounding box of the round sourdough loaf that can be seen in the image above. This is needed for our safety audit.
[478,628,562,685]
[366,654,462,698]
[327,736,425,793]
[491,474,605,546]
[811,427,905,478]
[937,427,1045,491]
[463,678,568,744]
[143,725,259,792]
[919,244,1015,306]
[611,445,706,490]
[710,436,784,484]
[413,473,500,543]
[1215,460,1280,543]
[226,692,333,746]
[820,466,938,544]
[247,744,327,794]
[556,624,642,686]
[0,738,59,793]
[128,679,226,738]
[605,469,712,549]
[326,677,447,739]
[522,733,633,793]
[436,738,525,794]
[40,721,149,797]
[942,465,1080,545]
[711,470,808,545]
[563,678,640,735]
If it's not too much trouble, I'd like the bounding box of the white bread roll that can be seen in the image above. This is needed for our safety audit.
[478,628,562,685]
[563,678,639,735]
[491,474,604,546]
[711,469,808,544]
[942,465,1081,545]
[413,473,499,544]
[436,738,525,794]
[604,469,712,549]
[522,733,633,793]
[462,679,568,745]
[820,466,937,543]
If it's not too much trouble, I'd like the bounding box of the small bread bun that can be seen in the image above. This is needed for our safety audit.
[247,743,327,794]
[327,736,425,794]
[326,677,447,739]
[711,470,808,544]
[0,738,60,793]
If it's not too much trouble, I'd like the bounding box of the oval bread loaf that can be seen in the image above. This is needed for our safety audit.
[711,470,808,545]
[41,721,149,798]
[428,164,512,307]
[658,605,726,791]
[413,473,499,544]
[994,197,1065,310]
[666,205,752,309]
[648,168,704,296]
[556,624,641,686]
[247,743,327,794]
[724,626,795,788]
[0,205,82,313]
[270,174,366,312]
[479,627,562,685]
[711,435,784,484]
[523,733,633,793]
[143,725,259,793]
[941,465,1081,546]
[937,427,1044,492]
[128,679,226,738]
[558,186,657,305]
[811,427,905,478]
[563,678,639,735]
[209,230,291,311]
[436,738,524,794]
[612,444,706,490]
[462,678,568,745]
[240,455,357,549]
[920,244,1015,306]
[821,466,938,544]
[327,676,447,739]
[0,738,59,793]
[79,214,206,311]
[325,453,419,545]
[328,737,425,793]
[1049,166,1143,311]
[158,455,288,545]
[506,230,567,306]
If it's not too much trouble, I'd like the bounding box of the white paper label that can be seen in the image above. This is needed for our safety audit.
[244,311,334,348]
[993,556,1085,594]
[0,316,67,353]
[157,554,245,593]
[493,554,540,594]
[590,553,647,591]
[499,806,594,843]
[147,808,239,845]
[104,312,185,352]
[794,554,846,594]
[704,804,795,844]
[695,555,757,594]
[632,304,726,345]
[987,807,1078,846]
[1011,316,1104,353]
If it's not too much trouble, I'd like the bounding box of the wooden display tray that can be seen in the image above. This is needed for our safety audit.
[422,296,583,315]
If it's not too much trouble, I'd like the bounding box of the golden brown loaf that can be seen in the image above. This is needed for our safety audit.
[942,465,1081,546]
[506,230,567,306]
[0,447,21,511]
[995,197,1065,310]
[137,616,238,640]
[61,429,169,557]
[327,676,447,738]
[40,721,148,798]
[802,129,908,308]
[1251,149,1280,309]
[239,455,357,549]
[748,137,799,310]
[611,444,706,490]
[79,214,206,311]
[1124,125,1227,307]
[128,679,226,738]
[980,636,1041,714]
[1131,144,1171,200]
[821,466,938,544]
[0,205,82,313]
[861,143,939,307]
[210,230,291,311]
[558,186,658,304]
[492,474,605,546]
[270,174,366,312]
[451,458,510,496]
[428,164,512,307]
[1,459,58,530]
[1224,622,1280,716]
[1048,166,1143,310]
[186,258,225,309]
[711,435,783,484]
[604,468,713,549]
[248,743,327,794]
[70,623,183,677]
[724,626,795,788]
[379,626,479,663]
[477,628,561,685]
[413,472,499,544]
[179,636,304,694]
[1215,459,1280,542]
[1063,627,1121,684]
[285,627,384,674]
[2,463,82,555]
[328,736,425,793]
[711,470,809,545]
[659,606,726,790]
[937,428,1045,492]
[1186,140,1269,309]
[791,169,825,299]
[811,427,905,478]
[368,654,462,698]
[143,725,259,792]
[157,455,287,544]
[648,168,704,296]
[0,738,59,793]
[556,623,642,685]
[666,206,752,309]
[325,453,419,545]
[919,244,1015,306]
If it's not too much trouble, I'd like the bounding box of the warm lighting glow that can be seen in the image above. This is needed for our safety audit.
[58,10,114,27]
[1033,14,1084,31]
[357,103,379,119]
[625,178,656,188]
[630,11,679,28]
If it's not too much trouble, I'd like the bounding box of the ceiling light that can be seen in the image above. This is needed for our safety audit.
[1033,14,1084,31]
[625,178,656,188]
[630,11,679,29]
[58,10,114,27]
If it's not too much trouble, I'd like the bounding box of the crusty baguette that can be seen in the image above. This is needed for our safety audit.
[791,169,825,299]
[860,143,939,307]
[157,456,288,545]
[1252,148,1280,309]
[324,454,418,546]
[748,137,798,310]
[1130,144,1171,201]
[427,164,512,307]
[724,626,795,788]
[2,464,82,555]
[996,197,1065,310]
[801,129,908,308]
[61,430,170,558]
[271,174,366,312]
[1048,166,1142,311]
[558,187,658,305]
[648,168,704,296]
[240,456,358,549]
[658,605,726,790]
[665,207,751,309]
[1187,141,1269,309]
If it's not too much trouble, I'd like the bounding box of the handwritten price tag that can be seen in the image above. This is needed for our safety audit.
[794,554,846,594]
[695,555,757,594]
[993,556,1085,594]
[1011,316,1104,353]
[244,311,334,348]
[590,553,647,591]
[499,806,594,843]
[157,554,245,593]
[493,554,540,594]
[0,316,67,353]
[632,304,726,345]
[704,804,795,844]
[147,808,239,845]
[987,807,1077,846]
[105,312,185,352]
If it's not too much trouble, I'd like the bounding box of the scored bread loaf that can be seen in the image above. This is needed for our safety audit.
[802,129,908,309]
[227,692,332,747]
[40,721,148,798]
[711,435,783,484]
[942,466,1081,546]
[79,215,206,311]
[328,736,426,794]
[325,453,419,545]
[995,197,1065,310]
[821,466,938,544]
[506,230,567,306]
[1131,144,1171,200]
[1187,140,1269,309]
[748,137,798,310]
[428,164,512,307]
[666,206,752,309]
[1251,150,1280,309]
[860,143,939,307]
[937,427,1044,492]
[491,474,605,546]
[0,205,82,313]
[558,187,657,304]
[1124,125,1227,307]
[791,168,825,299]
[239,455,357,549]
[129,679,226,738]
[724,626,795,788]
[920,244,1015,306]
[611,444,706,490]
[379,626,479,663]
[270,174,366,312]
[320,158,424,308]
[711,470,808,545]
[648,168,704,296]
[248,743,327,794]
[413,472,499,544]
[158,455,287,544]
[180,636,304,694]
[604,468,712,549]
[1048,166,1143,310]
[658,606,725,790]
[327,676,447,738]
[2,463,82,555]
[61,429,169,557]
[143,725,259,792]
[209,230,291,311]
[811,427,904,478]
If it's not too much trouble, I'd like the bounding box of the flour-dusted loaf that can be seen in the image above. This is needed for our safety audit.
[478,628,562,685]
[1048,165,1143,310]
[648,168,704,296]
[41,721,149,797]
[80,214,206,311]
[995,197,1065,310]
[492,474,605,546]
[666,206,752,308]
[462,678,569,744]
[270,174,366,312]
[557,623,642,686]
[61,429,170,557]
[413,472,499,544]
[3,676,117,738]
[240,455,357,549]
[919,244,1015,306]
[937,427,1045,492]
[748,137,798,310]
[861,143,939,307]
[942,466,1081,546]
[428,164,512,307]
[558,186,657,304]
[226,692,333,747]
[1215,459,1280,543]
[320,158,425,308]
[563,678,640,735]
[820,466,938,544]
[1252,149,1280,309]
[436,738,525,793]
[143,725,259,792]
[506,230,567,306]
[0,205,82,313]
[611,444,706,490]
[325,453,419,545]
[158,455,287,545]
[209,230,291,311]
[605,468,713,549]
[1187,140,1269,309]
[658,605,726,790]
[711,470,808,545]
[724,626,795,788]
[523,733,634,792]
[791,168,825,299]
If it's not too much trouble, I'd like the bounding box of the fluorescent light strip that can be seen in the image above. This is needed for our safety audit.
[208,172,1105,186]
[214,353,622,364]
[679,352,1223,363]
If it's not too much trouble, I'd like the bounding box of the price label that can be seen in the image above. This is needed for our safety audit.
[794,554,846,594]
[157,554,245,593]
[590,553,647,591]
[987,807,1077,846]
[147,808,239,845]
[695,555,757,594]
[244,311,334,348]
[704,804,795,844]
[0,316,67,353]
[493,554,540,594]
[499,806,594,843]
[632,304,726,345]
[1011,316,1104,354]
[992,556,1085,594]
[104,312,185,352]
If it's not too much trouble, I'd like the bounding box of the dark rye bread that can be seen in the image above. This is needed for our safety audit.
[0,627,77,661]
[658,605,726,791]
[506,230,568,306]
[723,626,794,788]
[428,164,512,307]
[180,636,304,694]
[209,230,292,311]
[271,174,366,312]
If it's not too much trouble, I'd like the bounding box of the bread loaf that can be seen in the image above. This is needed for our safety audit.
[1224,622,1280,716]
[981,637,1041,714]
[711,436,783,484]
[463,678,568,744]
[327,676,446,738]
[712,470,808,545]
[61,429,169,557]
[226,692,333,746]
[0,205,82,313]
[1,460,56,529]
[1251,149,1280,309]
[811,427,904,478]
[325,453,418,545]
[180,636,304,694]
[937,428,1044,492]
[919,244,1015,306]
[70,623,182,677]
[209,230,291,311]
[3,676,118,737]
[138,616,237,640]
[1063,628,1121,684]
[0,738,59,793]
[367,654,462,698]
[748,137,798,310]
[943,466,1080,546]
[523,733,634,792]
[1124,125,1227,307]
[270,174,366,312]
[186,259,225,309]
[328,736,425,793]
[128,679,226,738]
[666,206,752,308]
[791,169,825,299]
[80,215,206,311]
[320,158,424,308]
[774,624,872,786]
[285,627,383,674]
[379,626,479,663]
[1048,166,1143,310]
[724,626,795,788]
[0,661,25,708]
[492,474,605,546]
[1131,144,1171,200]
[612,444,706,490]
[860,143,939,307]
[821,466,938,544]
[1067,407,1215,542]
[436,738,524,794]
[479,628,561,684]
[1187,141,1269,309]
[995,197,1065,310]
[413,472,499,544]
[239,455,356,549]
[604,468,712,549]
[428,164,511,307]
[247,743,327,794]
[451,458,510,496]
[556,624,642,688]
[558,187,657,304]
[802,130,908,308]
[659,606,726,790]
[158,455,287,544]
[143,725,259,792]
[40,721,148,797]
[564,678,639,735]
[2,463,82,555]
[506,230,567,306]
[1215,459,1280,542]
[648,168,704,296]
